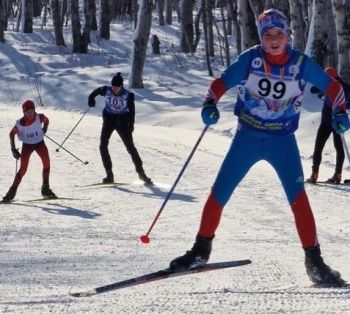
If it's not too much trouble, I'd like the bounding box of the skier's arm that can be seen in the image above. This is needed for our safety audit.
[9,126,20,159]
[88,86,108,107]
[40,114,49,134]
[127,92,135,131]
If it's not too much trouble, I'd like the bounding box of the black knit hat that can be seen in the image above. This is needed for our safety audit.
[111,72,123,87]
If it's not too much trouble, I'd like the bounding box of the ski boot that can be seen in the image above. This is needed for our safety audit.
[102,170,114,183]
[41,184,57,199]
[2,186,17,203]
[138,172,153,185]
[326,173,341,184]
[344,179,350,185]
[169,235,213,272]
[306,172,318,184]
[305,246,344,285]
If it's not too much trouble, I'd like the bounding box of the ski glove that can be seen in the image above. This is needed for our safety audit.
[332,108,350,133]
[88,97,96,107]
[11,148,21,160]
[42,126,47,134]
[201,99,219,125]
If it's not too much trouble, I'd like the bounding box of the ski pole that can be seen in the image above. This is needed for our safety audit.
[140,125,209,244]
[56,107,90,152]
[45,135,89,165]
[340,133,350,166]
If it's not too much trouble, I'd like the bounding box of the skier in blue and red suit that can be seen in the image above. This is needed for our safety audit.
[169,9,350,286]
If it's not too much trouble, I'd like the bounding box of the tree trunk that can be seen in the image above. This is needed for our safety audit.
[165,0,172,25]
[309,0,335,67]
[289,0,306,51]
[22,0,33,33]
[71,0,82,53]
[130,0,153,88]
[205,0,214,57]
[220,4,230,67]
[51,0,65,46]
[0,0,5,42]
[238,0,258,51]
[202,0,212,76]
[158,0,164,25]
[100,0,111,39]
[331,0,350,81]
[179,0,194,53]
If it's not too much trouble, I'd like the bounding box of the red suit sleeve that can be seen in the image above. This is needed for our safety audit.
[205,78,227,103]
[325,78,346,110]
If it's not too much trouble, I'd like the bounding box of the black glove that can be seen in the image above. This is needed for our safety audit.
[11,148,21,160]
[88,97,96,107]
[42,126,48,134]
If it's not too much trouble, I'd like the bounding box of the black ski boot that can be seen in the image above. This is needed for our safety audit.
[169,235,213,272]
[326,173,341,184]
[305,246,344,285]
[138,172,153,185]
[2,186,17,203]
[102,171,114,183]
[41,184,57,198]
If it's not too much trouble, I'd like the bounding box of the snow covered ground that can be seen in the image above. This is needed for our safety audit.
[0,20,350,314]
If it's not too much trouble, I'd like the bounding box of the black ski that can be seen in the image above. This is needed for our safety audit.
[78,181,154,188]
[78,182,128,187]
[305,181,349,187]
[0,197,89,204]
[25,196,90,202]
[305,282,350,289]
[69,259,251,297]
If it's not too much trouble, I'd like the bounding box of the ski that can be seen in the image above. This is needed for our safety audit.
[78,181,154,188]
[25,196,90,202]
[305,181,349,187]
[69,259,251,297]
[0,197,90,204]
[78,182,128,187]
[305,282,350,289]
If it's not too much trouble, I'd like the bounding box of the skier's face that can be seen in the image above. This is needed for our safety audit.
[261,28,289,55]
[112,85,122,95]
[24,109,35,120]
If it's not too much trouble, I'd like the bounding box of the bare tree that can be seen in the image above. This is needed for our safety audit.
[309,0,335,67]
[100,0,111,39]
[71,0,93,53]
[238,0,258,51]
[22,0,33,33]
[289,0,306,51]
[51,0,65,46]
[0,0,5,42]
[205,0,214,57]
[179,0,195,53]
[157,0,164,25]
[331,0,350,81]
[165,0,172,25]
[129,0,153,88]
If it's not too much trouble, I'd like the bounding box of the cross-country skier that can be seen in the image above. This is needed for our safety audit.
[2,100,56,203]
[88,72,152,184]
[169,9,349,286]
[307,67,350,184]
